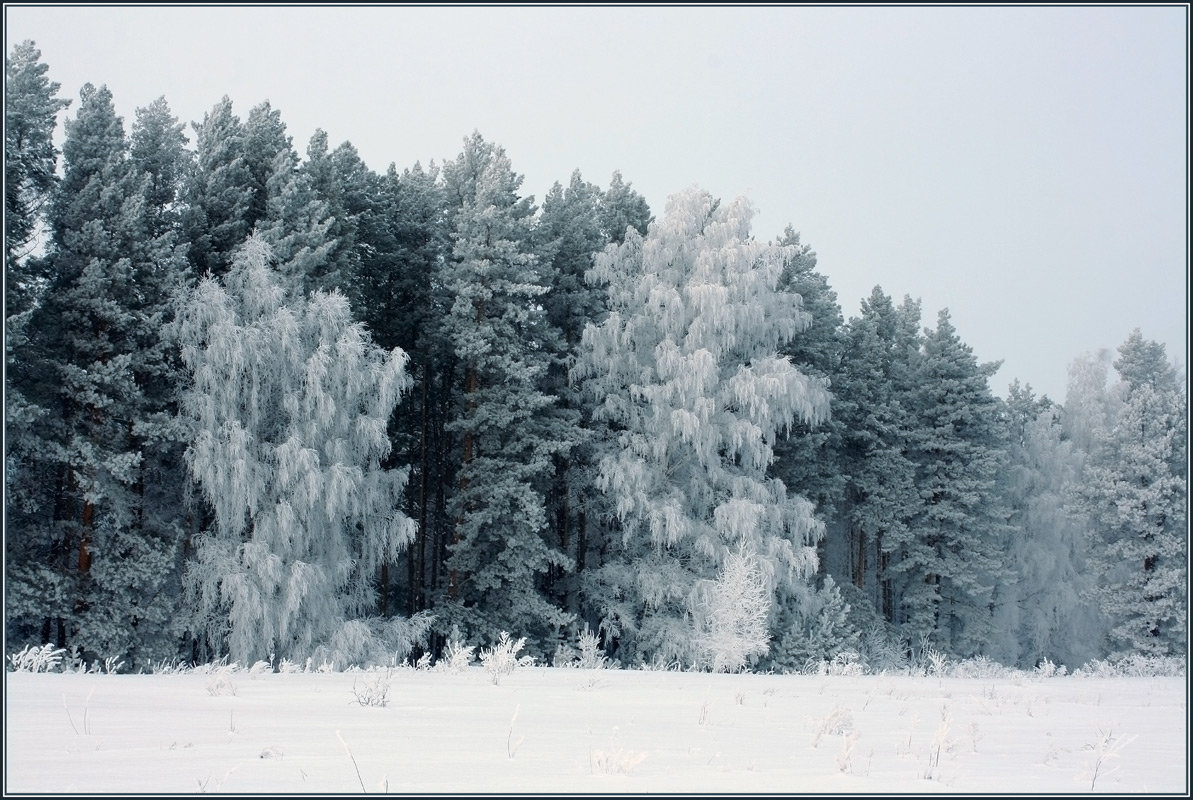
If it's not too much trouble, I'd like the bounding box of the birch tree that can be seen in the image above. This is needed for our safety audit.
[174,234,416,665]
[573,186,830,667]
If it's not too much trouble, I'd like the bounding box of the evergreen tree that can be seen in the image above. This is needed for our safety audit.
[1070,330,1187,658]
[173,234,416,665]
[436,133,576,653]
[573,186,830,667]
[241,100,293,228]
[768,226,847,544]
[257,145,336,292]
[6,84,191,665]
[5,40,70,308]
[897,309,1012,657]
[180,96,253,277]
[129,96,191,235]
[348,160,450,619]
[830,288,921,625]
[598,169,653,245]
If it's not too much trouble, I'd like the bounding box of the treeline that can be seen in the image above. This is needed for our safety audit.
[4,42,1187,672]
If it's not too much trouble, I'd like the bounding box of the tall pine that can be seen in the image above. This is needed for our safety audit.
[436,133,576,653]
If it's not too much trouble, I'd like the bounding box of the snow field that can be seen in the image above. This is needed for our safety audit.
[4,666,1186,794]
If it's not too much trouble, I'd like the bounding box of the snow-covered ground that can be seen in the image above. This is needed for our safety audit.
[4,664,1187,794]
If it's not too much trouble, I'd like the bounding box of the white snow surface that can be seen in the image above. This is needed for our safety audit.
[4,665,1187,795]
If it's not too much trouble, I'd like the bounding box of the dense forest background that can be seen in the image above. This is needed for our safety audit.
[5,42,1187,673]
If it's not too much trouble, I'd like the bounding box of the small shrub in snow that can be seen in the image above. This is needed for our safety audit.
[811,705,854,747]
[1077,654,1186,678]
[555,625,610,669]
[352,669,392,707]
[591,747,648,775]
[206,666,238,696]
[576,626,609,670]
[480,632,529,685]
[7,644,66,673]
[439,635,475,674]
[1034,658,1068,679]
[805,650,865,677]
[948,655,1013,680]
[149,657,193,675]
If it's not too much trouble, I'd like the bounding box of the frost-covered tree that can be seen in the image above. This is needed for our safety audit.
[830,288,921,622]
[691,546,772,672]
[435,133,576,652]
[1063,348,1115,454]
[174,234,416,665]
[1070,330,1187,658]
[995,381,1104,668]
[897,309,1012,657]
[767,226,847,555]
[573,186,830,667]
[180,96,253,277]
[6,84,191,665]
[257,145,336,292]
[5,40,70,296]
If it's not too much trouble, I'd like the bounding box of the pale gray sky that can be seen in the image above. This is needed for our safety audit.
[6,4,1187,401]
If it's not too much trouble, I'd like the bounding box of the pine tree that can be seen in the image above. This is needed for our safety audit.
[241,100,293,228]
[573,186,830,667]
[830,287,921,625]
[6,84,191,665]
[173,234,416,665]
[897,309,1012,657]
[530,169,654,644]
[768,226,847,548]
[1070,330,1187,658]
[180,96,253,277]
[357,161,451,619]
[5,40,70,307]
[436,133,576,653]
[598,169,653,245]
[257,146,336,292]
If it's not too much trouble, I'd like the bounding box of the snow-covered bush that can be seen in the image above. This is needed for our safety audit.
[206,666,238,696]
[352,668,392,707]
[691,547,772,673]
[856,624,910,674]
[554,625,610,670]
[1075,654,1187,678]
[438,632,476,674]
[1034,658,1069,678]
[947,655,1014,680]
[7,644,66,673]
[804,650,865,677]
[769,575,862,673]
[480,632,531,685]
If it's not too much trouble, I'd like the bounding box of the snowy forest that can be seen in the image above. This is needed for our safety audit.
[4,41,1188,676]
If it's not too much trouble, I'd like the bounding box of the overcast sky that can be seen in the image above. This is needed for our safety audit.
[6,4,1187,401]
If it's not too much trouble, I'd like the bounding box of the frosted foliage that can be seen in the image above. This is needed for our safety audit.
[574,186,829,665]
[176,235,416,664]
[1003,403,1103,668]
[1074,374,1187,658]
[691,548,772,672]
